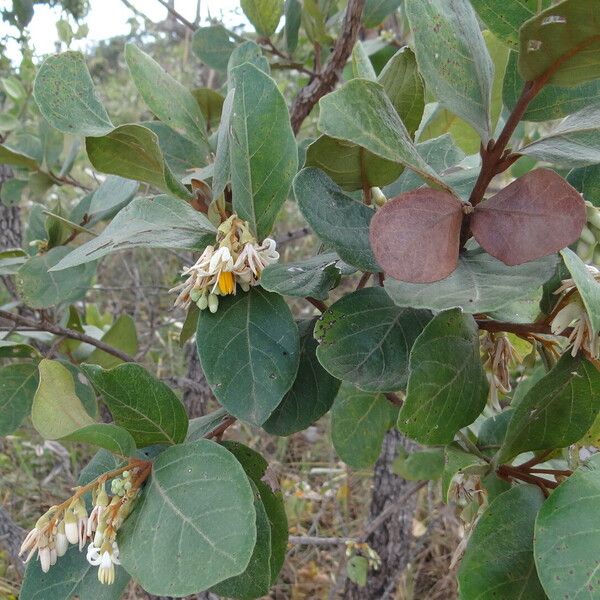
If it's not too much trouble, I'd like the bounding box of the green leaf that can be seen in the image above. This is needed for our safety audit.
[186,407,229,441]
[363,0,401,28]
[263,319,341,436]
[392,448,444,481]
[503,51,600,123]
[377,47,424,139]
[51,195,215,270]
[0,339,40,358]
[518,104,600,167]
[0,363,38,436]
[88,175,138,216]
[241,0,283,37]
[304,136,403,192]
[32,359,95,439]
[470,0,550,49]
[212,87,235,200]
[2,76,26,100]
[59,361,98,419]
[0,113,20,131]
[16,247,96,308]
[384,248,558,313]
[0,143,39,170]
[331,383,398,469]
[315,287,431,392]
[119,440,256,597]
[33,51,113,136]
[499,354,600,462]
[125,44,207,144]
[196,288,300,426]
[227,41,270,80]
[81,362,188,446]
[284,0,301,53]
[346,555,369,587]
[20,543,130,600]
[85,124,192,200]
[442,444,487,502]
[229,63,297,239]
[192,88,225,131]
[1,178,27,206]
[352,41,377,80]
[458,485,546,599]
[220,442,288,585]
[261,252,344,300]
[192,25,236,71]
[294,168,380,272]
[568,164,600,207]
[63,423,136,456]
[534,454,600,598]
[405,0,494,143]
[318,79,452,193]
[0,248,28,275]
[561,247,600,338]
[519,0,600,87]
[398,309,488,444]
[87,314,138,369]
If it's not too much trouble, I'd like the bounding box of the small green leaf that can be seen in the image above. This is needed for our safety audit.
[0,339,39,359]
[16,247,96,308]
[51,195,215,270]
[352,41,377,80]
[192,25,236,71]
[125,44,207,144]
[405,0,494,143]
[196,288,300,426]
[442,444,487,502]
[284,0,301,53]
[1,178,27,206]
[229,63,297,239]
[87,175,138,216]
[87,314,138,369]
[32,359,95,440]
[119,440,256,597]
[0,143,39,170]
[363,0,401,28]
[261,252,344,300]
[186,407,229,441]
[331,383,398,469]
[263,319,341,436]
[294,168,380,272]
[33,51,113,136]
[81,362,188,446]
[212,87,235,201]
[192,88,225,130]
[346,555,369,587]
[399,309,488,444]
[318,79,452,193]
[227,41,270,80]
[63,423,136,456]
[499,354,600,462]
[392,448,444,481]
[458,485,546,599]
[315,287,431,392]
[241,0,284,37]
[0,248,27,275]
[85,124,192,200]
[0,363,39,436]
[384,248,558,313]
[534,454,600,598]
[567,164,600,207]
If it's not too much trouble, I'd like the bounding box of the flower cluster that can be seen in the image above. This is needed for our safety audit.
[19,468,142,584]
[551,265,600,358]
[170,214,279,313]
[481,332,518,411]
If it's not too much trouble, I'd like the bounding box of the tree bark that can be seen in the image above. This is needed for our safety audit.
[182,341,213,418]
[344,430,418,599]
[0,166,21,298]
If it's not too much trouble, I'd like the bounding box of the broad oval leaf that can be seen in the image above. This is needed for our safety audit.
[261,252,345,301]
[458,485,546,600]
[16,247,96,308]
[534,454,600,599]
[331,383,398,469]
[405,0,494,143]
[229,63,298,239]
[86,124,192,200]
[398,309,488,444]
[196,288,300,426]
[363,0,402,28]
[498,353,600,463]
[32,359,95,440]
[314,287,432,392]
[51,195,216,271]
[392,448,444,481]
[86,314,138,370]
[33,51,113,136]
[263,319,341,436]
[125,44,207,145]
[0,363,39,436]
[317,79,452,193]
[63,423,136,456]
[472,168,586,266]
[241,0,284,37]
[567,164,600,206]
[81,362,188,446]
[87,175,138,217]
[519,0,600,87]
[192,26,236,71]
[119,439,256,597]
[370,188,464,283]
[294,167,380,272]
[384,247,558,313]
[0,143,39,170]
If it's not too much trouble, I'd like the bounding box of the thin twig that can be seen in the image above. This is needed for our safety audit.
[306,297,328,313]
[154,0,196,30]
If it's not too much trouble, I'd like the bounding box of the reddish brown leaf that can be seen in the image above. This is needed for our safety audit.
[369,189,464,283]
[472,168,586,266]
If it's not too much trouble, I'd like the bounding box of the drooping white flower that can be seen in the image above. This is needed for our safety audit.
[87,541,121,585]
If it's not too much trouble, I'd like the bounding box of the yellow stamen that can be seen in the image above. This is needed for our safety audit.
[218,271,235,295]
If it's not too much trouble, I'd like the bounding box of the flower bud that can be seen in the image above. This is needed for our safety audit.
[64,509,79,544]
[371,187,387,207]
[581,226,596,246]
[55,520,69,557]
[208,293,219,313]
[197,292,209,310]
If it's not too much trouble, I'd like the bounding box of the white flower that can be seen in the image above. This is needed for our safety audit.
[551,298,599,358]
[55,521,68,557]
[64,509,79,545]
[87,541,121,585]
[38,545,51,573]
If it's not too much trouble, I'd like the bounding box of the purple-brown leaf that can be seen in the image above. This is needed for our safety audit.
[472,168,586,266]
[369,189,464,283]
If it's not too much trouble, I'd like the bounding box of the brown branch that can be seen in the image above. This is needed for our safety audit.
[476,319,552,336]
[0,309,135,363]
[306,297,328,313]
[290,0,365,135]
[205,416,236,440]
[383,392,403,407]
[154,0,196,30]
[355,271,372,290]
